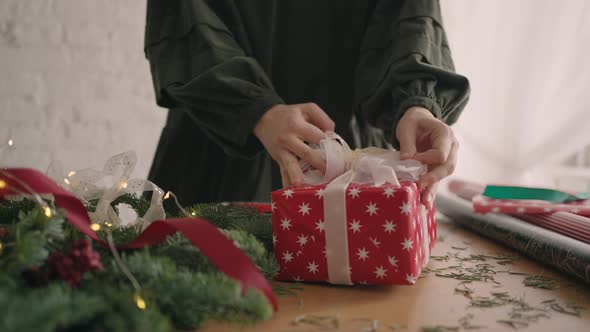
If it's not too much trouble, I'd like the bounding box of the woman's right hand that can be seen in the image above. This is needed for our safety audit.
[254,103,335,187]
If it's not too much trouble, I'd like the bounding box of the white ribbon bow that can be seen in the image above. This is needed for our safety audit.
[303,132,427,284]
[47,151,166,229]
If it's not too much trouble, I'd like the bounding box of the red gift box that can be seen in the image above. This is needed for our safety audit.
[271,181,436,285]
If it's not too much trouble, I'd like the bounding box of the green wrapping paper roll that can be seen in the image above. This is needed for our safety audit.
[436,193,590,284]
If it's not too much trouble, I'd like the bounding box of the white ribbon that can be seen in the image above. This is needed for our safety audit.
[303,132,426,284]
[47,151,166,229]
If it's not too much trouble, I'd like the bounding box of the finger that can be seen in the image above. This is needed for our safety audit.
[280,151,304,186]
[280,165,291,188]
[419,140,459,190]
[413,125,453,165]
[297,122,327,145]
[301,103,335,132]
[396,119,417,160]
[422,182,439,208]
[286,138,326,173]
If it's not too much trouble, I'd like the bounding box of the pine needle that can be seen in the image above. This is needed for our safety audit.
[292,314,339,330]
[522,275,560,290]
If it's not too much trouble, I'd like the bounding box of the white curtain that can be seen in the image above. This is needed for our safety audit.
[442,0,590,188]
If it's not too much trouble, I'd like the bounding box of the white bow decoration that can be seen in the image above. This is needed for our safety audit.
[47,151,166,229]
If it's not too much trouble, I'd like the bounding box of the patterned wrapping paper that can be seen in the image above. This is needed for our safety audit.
[271,181,436,285]
[437,193,590,284]
[450,179,590,244]
[473,195,590,216]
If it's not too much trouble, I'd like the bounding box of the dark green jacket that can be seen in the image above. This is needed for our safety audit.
[144,0,469,205]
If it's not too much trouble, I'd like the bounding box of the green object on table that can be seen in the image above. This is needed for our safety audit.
[483,185,590,203]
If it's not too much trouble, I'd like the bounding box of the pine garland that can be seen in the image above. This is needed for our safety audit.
[0,196,277,332]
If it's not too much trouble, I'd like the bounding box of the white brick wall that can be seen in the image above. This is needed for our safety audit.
[0,0,166,178]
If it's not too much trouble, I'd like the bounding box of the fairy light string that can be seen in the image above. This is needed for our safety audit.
[1,161,147,310]
[163,190,191,217]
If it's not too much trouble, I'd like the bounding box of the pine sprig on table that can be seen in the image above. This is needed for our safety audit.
[0,195,277,332]
[187,203,274,252]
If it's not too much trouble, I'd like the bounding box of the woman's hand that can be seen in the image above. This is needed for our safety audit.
[396,106,459,207]
[254,103,335,187]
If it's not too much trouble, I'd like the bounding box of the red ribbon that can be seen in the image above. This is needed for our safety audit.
[0,168,277,311]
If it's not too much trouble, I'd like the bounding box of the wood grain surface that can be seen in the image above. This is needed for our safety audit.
[202,216,590,332]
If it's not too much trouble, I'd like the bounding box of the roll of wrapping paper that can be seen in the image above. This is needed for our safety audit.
[436,193,590,283]
[449,179,590,244]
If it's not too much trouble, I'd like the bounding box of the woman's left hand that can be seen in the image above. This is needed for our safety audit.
[396,106,459,208]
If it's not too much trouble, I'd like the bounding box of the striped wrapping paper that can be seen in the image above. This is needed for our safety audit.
[436,193,590,283]
[448,180,590,244]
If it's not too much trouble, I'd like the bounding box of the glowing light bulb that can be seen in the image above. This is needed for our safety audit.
[191,211,196,216]
[7,139,13,146]
[0,179,6,189]
[64,178,71,185]
[68,171,76,177]
[90,223,101,231]
[119,181,128,190]
[43,206,52,218]
[134,294,146,310]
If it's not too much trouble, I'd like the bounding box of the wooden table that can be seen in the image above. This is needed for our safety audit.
[203,216,590,332]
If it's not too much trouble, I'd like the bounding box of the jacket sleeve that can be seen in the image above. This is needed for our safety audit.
[144,0,283,158]
[354,0,470,149]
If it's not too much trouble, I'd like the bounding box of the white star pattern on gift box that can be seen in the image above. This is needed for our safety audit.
[406,273,416,284]
[315,219,325,232]
[293,275,303,282]
[388,255,398,267]
[400,202,412,215]
[370,237,381,247]
[383,220,397,234]
[348,187,361,198]
[383,187,395,198]
[366,202,379,216]
[374,265,387,279]
[282,189,294,199]
[280,218,292,231]
[282,251,293,263]
[323,246,332,258]
[297,234,309,246]
[298,202,311,215]
[307,261,319,274]
[357,247,370,261]
[402,238,413,251]
[349,219,362,233]
[271,202,276,211]
[315,188,325,199]
[341,265,352,276]
[272,235,277,245]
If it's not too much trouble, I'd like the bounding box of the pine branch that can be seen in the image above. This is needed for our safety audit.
[187,204,274,252]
